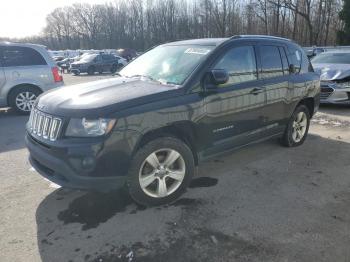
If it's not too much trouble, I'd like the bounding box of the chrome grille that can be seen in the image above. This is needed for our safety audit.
[28,109,62,141]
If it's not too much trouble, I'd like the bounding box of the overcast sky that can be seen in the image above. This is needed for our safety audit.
[0,0,109,38]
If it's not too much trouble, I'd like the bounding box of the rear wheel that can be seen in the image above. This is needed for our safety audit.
[9,86,41,114]
[281,105,310,147]
[127,137,195,206]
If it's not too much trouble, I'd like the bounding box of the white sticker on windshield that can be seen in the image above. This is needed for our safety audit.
[295,50,301,61]
[185,48,211,55]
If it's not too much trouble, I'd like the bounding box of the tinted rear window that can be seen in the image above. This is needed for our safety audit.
[260,45,283,78]
[1,46,47,67]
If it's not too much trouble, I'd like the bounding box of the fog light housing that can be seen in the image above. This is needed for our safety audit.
[82,156,96,170]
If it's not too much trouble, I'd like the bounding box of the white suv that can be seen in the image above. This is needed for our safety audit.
[0,42,63,114]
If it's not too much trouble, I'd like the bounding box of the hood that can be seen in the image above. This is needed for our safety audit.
[312,63,350,81]
[37,77,181,118]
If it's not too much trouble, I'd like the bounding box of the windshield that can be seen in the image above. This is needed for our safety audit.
[79,54,97,63]
[119,45,214,85]
[312,53,350,64]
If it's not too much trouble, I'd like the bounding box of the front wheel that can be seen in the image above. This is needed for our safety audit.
[127,137,195,206]
[281,105,310,147]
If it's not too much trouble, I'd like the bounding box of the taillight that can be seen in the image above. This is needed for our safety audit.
[52,67,63,82]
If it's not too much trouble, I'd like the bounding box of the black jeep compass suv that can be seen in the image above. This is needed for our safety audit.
[25,35,320,206]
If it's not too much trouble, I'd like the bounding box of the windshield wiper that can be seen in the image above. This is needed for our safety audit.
[129,74,163,84]
[165,81,180,86]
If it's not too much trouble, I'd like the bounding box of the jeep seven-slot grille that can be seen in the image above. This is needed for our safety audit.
[28,109,62,141]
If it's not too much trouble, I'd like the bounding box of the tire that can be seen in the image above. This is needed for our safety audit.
[73,71,79,76]
[8,86,42,115]
[87,66,95,75]
[281,105,310,147]
[127,137,195,206]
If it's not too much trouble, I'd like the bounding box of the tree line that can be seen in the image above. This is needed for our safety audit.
[1,0,348,51]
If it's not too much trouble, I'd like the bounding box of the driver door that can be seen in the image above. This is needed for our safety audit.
[200,44,267,158]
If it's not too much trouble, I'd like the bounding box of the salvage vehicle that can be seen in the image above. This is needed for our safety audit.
[26,35,320,206]
[312,51,350,104]
[70,53,124,75]
[0,42,63,114]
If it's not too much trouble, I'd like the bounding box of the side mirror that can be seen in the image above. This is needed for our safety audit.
[209,69,229,86]
[289,64,296,74]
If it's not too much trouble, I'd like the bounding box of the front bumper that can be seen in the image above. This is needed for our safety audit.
[320,83,350,104]
[25,130,141,191]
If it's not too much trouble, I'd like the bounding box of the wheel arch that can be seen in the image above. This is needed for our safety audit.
[134,121,199,165]
[7,83,43,106]
[296,97,315,117]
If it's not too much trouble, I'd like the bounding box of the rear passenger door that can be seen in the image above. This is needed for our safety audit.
[202,44,267,157]
[258,44,291,135]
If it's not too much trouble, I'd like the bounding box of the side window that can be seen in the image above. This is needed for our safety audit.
[102,54,112,61]
[288,48,302,73]
[2,46,46,67]
[279,47,289,75]
[260,45,283,79]
[301,52,312,73]
[214,46,257,86]
[96,55,102,62]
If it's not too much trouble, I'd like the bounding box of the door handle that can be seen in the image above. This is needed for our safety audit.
[250,87,264,95]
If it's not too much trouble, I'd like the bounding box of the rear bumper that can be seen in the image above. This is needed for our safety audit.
[25,130,141,191]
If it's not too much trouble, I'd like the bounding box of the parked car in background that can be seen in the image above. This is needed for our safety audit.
[0,42,63,114]
[57,58,74,73]
[113,55,128,67]
[70,53,124,75]
[305,47,326,58]
[116,48,137,61]
[53,56,65,62]
[26,35,320,206]
[312,51,350,104]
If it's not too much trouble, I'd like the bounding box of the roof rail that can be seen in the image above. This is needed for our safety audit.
[230,35,292,42]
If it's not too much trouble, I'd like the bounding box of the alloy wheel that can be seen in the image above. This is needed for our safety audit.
[292,112,307,143]
[15,91,37,112]
[139,148,186,198]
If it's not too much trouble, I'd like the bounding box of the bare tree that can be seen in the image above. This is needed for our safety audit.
[9,0,344,50]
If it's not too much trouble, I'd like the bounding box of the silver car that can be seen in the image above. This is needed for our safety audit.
[312,51,350,104]
[0,42,64,114]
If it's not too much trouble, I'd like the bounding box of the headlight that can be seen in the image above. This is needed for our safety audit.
[66,118,116,137]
